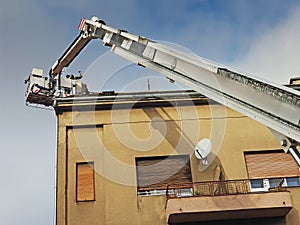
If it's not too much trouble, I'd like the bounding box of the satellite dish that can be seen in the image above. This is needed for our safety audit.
[195,138,212,165]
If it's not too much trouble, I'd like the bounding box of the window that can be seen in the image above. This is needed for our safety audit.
[250,179,264,189]
[245,150,300,191]
[286,177,300,187]
[136,155,192,196]
[76,162,95,202]
[269,178,285,188]
[249,177,300,191]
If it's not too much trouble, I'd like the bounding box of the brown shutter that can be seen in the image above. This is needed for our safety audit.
[136,155,192,190]
[245,151,300,179]
[76,162,95,201]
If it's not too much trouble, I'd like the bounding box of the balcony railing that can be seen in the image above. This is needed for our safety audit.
[164,179,288,208]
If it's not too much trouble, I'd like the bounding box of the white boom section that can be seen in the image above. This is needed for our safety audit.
[49,17,300,148]
[77,18,299,145]
[114,44,300,144]
[114,45,300,145]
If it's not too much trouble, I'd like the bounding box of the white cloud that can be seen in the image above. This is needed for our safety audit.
[235,6,300,84]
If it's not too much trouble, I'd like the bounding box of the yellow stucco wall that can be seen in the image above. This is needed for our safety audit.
[55,100,300,225]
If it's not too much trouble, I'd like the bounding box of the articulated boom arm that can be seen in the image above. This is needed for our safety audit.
[26,17,300,164]
[50,33,91,78]
[49,18,107,78]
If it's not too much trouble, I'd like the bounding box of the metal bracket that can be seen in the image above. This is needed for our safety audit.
[270,129,292,153]
[270,128,300,167]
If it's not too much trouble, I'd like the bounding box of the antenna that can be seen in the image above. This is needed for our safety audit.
[147,78,151,91]
[195,138,212,165]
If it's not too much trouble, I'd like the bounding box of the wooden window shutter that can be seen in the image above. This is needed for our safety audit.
[136,155,192,190]
[245,151,300,179]
[76,162,95,201]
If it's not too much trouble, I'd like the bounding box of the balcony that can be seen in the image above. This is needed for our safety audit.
[165,179,293,224]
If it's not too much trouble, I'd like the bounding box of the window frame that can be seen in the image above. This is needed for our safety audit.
[135,154,192,196]
[250,177,300,192]
[245,150,300,192]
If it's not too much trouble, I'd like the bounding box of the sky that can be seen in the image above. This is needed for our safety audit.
[1,0,300,224]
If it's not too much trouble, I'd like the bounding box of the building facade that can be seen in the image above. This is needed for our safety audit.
[54,90,300,225]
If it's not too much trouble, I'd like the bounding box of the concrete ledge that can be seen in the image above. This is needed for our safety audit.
[166,191,292,224]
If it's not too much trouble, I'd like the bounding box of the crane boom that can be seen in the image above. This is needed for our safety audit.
[25,17,300,163]
[50,33,92,78]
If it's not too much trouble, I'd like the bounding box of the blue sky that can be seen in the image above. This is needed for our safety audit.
[1,1,300,224]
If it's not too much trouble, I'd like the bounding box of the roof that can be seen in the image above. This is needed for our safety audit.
[54,90,213,114]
